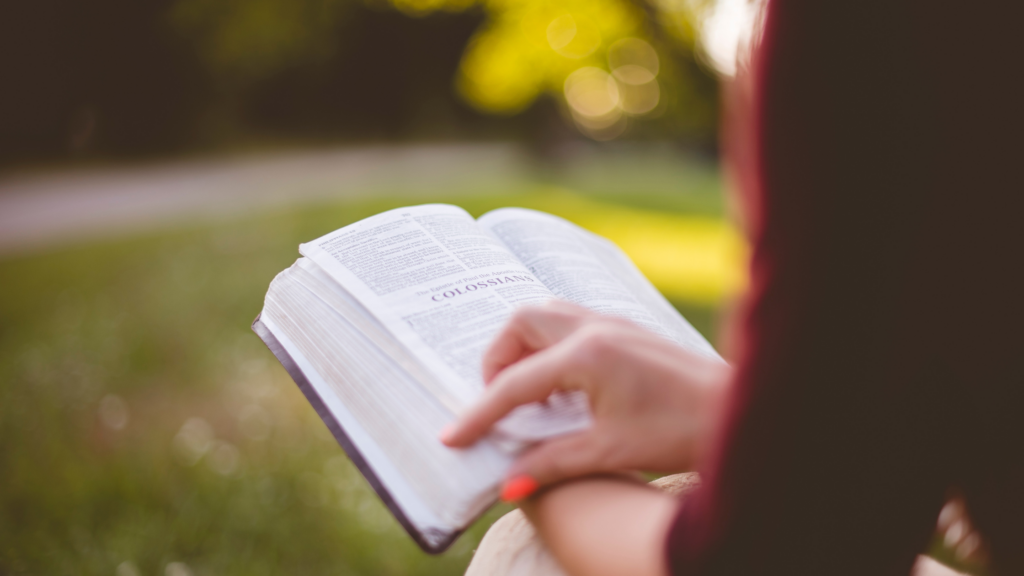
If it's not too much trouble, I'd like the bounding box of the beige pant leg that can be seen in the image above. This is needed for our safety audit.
[464,473,701,576]
[463,505,568,576]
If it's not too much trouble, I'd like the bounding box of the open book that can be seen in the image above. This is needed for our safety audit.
[252,205,719,553]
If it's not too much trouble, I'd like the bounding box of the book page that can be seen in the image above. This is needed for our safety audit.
[299,205,591,439]
[291,258,464,414]
[477,208,721,360]
[262,268,511,532]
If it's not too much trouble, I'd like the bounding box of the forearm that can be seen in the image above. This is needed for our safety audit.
[519,476,680,576]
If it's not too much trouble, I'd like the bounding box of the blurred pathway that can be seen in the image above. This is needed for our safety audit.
[0,143,529,255]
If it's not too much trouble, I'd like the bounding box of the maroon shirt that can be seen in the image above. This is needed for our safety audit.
[667,1,1024,574]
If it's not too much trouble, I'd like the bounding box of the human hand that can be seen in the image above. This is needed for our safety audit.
[440,301,731,499]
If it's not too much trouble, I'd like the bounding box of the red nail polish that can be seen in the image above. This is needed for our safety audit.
[500,475,539,502]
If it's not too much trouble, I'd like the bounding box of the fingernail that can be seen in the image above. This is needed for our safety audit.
[438,423,456,444]
[500,475,539,502]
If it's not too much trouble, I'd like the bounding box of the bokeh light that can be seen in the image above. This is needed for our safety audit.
[565,67,620,118]
[608,38,661,116]
[116,561,140,576]
[447,0,698,140]
[98,394,130,430]
[557,37,665,139]
[173,417,215,466]
[564,67,624,140]
[456,0,643,125]
[608,37,660,83]
[164,562,194,576]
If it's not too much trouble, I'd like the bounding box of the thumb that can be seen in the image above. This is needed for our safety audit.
[502,432,609,498]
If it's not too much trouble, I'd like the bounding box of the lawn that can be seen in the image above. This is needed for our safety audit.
[0,163,971,575]
[0,159,738,576]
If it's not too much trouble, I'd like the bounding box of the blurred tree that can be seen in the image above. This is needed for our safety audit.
[0,0,209,164]
[0,0,719,167]
[169,0,718,143]
[456,0,645,114]
[443,0,718,140]
[169,0,350,84]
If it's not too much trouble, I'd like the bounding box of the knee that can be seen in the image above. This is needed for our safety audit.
[464,509,567,576]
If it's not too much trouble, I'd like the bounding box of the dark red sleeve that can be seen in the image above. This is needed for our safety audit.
[665,1,1024,574]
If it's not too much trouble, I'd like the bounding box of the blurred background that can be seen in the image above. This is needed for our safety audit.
[1,0,744,163]
[0,0,975,575]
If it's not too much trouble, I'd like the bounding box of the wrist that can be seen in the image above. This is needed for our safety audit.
[519,473,646,516]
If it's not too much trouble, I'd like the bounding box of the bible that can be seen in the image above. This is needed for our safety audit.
[252,204,719,553]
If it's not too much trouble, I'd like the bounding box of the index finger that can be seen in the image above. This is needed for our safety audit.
[444,336,588,447]
[482,301,594,382]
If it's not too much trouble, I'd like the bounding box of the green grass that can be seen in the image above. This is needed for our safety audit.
[0,185,724,576]
[0,159,983,576]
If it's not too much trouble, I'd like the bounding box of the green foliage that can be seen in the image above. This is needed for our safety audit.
[165,0,719,141]
[387,0,479,17]
[170,0,350,83]
[455,0,646,113]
